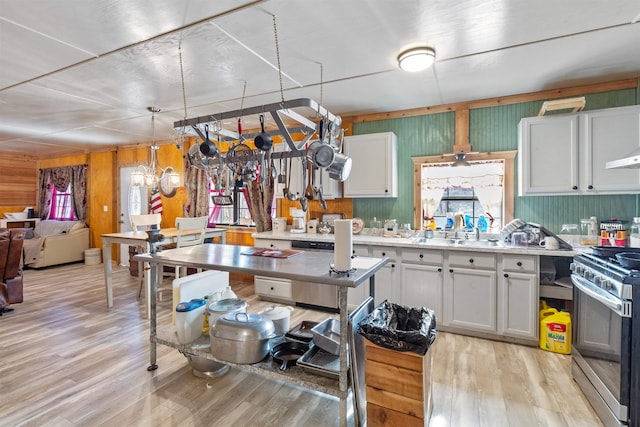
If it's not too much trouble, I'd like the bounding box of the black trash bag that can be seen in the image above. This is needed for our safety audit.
[357,300,436,356]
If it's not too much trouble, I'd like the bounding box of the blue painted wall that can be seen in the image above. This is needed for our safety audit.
[352,88,639,233]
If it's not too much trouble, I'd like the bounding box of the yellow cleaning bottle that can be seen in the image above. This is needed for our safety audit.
[539,309,571,355]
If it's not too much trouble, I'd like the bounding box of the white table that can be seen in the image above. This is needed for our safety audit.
[101,228,227,318]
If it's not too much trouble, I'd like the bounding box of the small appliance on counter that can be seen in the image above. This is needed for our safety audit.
[290,209,306,234]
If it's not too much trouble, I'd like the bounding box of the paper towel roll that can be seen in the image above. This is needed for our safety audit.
[333,219,353,271]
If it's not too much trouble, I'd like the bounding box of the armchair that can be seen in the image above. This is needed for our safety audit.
[0,229,25,314]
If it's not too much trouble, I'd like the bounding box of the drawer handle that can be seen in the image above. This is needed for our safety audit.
[517,261,522,267]
[449,269,454,273]
[381,252,386,256]
[504,273,509,278]
[270,286,274,291]
[437,268,442,272]
[270,244,275,248]
[391,263,395,268]
[469,258,474,264]
[419,254,424,259]
[588,185,594,190]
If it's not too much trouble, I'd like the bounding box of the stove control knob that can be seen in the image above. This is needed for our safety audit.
[570,263,577,272]
[584,270,593,280]
[602,279,612,290]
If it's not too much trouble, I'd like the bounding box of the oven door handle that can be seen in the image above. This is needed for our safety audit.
[571,275,622,312]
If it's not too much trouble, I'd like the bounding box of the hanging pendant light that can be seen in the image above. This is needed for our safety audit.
[451,153,470,167]
[130,107,180,192]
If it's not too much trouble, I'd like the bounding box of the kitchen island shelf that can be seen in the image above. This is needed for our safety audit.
[135,243,388,427]
[155,331,344,397]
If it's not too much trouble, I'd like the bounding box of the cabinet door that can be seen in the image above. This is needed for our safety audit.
[373,262,397,306]
[518,115,579,195]
[344,132,397,197]
[498,272,538,339]
[444,268,496,333]
[400,263,444,324]
[583,105,640,193]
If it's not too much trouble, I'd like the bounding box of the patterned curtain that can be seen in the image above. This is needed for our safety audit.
[183,165,210,218]
[38,165,87,221]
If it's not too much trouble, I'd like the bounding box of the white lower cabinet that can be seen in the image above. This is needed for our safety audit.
[400,263,444,324]
[254,239,293,302]
[498,254,539,340]
[444,267,497,333]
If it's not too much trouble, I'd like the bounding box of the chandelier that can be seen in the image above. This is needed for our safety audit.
[130,107,181,193]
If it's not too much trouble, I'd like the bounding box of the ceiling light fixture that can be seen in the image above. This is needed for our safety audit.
[397,46,436,72]
[130,107,181,192]
[451,153,470,167]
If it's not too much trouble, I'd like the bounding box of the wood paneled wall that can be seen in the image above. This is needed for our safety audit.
[0,154,37,216]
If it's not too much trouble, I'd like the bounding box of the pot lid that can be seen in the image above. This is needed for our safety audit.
[212,312,274,341]
[259,305,293,320]
[208,298,247,313]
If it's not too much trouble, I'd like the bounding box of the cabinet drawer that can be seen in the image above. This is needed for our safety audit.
[372,247,397,261]
[401,248,443,265]
[502,254,537,273]
[254,276,292,299]
[448,251,495,269]
[353,244,370,257]
[254,239,291,250]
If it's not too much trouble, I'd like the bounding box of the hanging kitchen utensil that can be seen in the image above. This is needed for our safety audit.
[277,157,286,184]
[254,115,273,151]
[327,153,352,182]
[304,159,314,200]
[317,167,328,211]
[200,124,218,157]
[284,156,298,201]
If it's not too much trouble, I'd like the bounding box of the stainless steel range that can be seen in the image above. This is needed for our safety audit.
[571,252,640,427]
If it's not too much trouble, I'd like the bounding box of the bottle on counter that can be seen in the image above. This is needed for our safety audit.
[630,217,640,248]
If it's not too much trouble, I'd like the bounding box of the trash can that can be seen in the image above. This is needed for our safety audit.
[358,301,436,427]
[84,248,102,265]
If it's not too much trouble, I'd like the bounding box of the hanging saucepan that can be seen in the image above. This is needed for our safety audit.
[254,115,273,151]
[270,340,310,371]
[187,144,207,170]
[327,153,352,182]
[307,141,336,168]
[200,124,218,157]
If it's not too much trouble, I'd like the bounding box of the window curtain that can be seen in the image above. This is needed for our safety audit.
[38,165,87,220]
[183,164,210,218]
[243,167,274,232]
[421,160,504,230]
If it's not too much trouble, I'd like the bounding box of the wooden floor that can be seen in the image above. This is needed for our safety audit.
[0,262,602,427]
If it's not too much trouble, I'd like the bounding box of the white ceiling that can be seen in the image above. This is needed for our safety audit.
[1,0,639,158]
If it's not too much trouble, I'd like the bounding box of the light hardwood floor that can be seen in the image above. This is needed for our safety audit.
[0,262,602,426]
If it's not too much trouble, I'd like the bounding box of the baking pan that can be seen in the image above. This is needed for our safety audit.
[298,345,340,379]
[311,318,341,355]
[285,320,319,343]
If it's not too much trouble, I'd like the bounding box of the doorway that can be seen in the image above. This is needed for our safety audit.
[119,167,148,266]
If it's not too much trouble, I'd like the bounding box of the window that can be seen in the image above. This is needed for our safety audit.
[208,181,255,226]
[412,151,517,233]
[48,184,78,221]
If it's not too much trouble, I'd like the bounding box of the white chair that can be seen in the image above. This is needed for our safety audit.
[174,216,208,280]
[130,214,162,298]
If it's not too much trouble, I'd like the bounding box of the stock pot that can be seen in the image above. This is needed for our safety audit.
[210,312,275,364]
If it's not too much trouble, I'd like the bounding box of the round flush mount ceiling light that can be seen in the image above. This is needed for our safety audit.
[397,46,436,72]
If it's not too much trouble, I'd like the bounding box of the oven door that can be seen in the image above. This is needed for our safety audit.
[571,274,632,423]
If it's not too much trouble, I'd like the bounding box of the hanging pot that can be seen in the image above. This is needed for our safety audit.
[254,115,273,151]
[307,141,335,168]
[200,124,218,157]
[327,153,352,182]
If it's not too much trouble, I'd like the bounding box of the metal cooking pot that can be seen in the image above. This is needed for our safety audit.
[327,153,352,182]
[207,298,247,330]
[307,141,335,168]
[615,252,640,269]
[210,312,275,364]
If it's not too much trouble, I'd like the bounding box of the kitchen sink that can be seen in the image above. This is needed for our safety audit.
[413,237,504,248]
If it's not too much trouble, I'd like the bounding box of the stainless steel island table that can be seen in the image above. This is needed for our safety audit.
[135,243,388,427]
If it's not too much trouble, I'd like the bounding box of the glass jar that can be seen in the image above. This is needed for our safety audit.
[560,224,580,247]
[370,217,382,236]
[630,217,640,248]
[580,218,598,246]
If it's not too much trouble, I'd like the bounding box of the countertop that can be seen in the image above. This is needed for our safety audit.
[253,231,577,257]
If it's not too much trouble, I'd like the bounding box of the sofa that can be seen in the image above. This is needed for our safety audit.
[0,228,25,314]
[23,220,90,268]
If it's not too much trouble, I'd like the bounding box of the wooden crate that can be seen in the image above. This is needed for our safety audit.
[364,339,434,427]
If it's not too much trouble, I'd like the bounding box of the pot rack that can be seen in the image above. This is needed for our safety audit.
[173,97,341,160]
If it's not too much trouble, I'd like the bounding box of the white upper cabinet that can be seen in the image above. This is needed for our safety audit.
[343,132,398,198]
[518,105,640,196]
